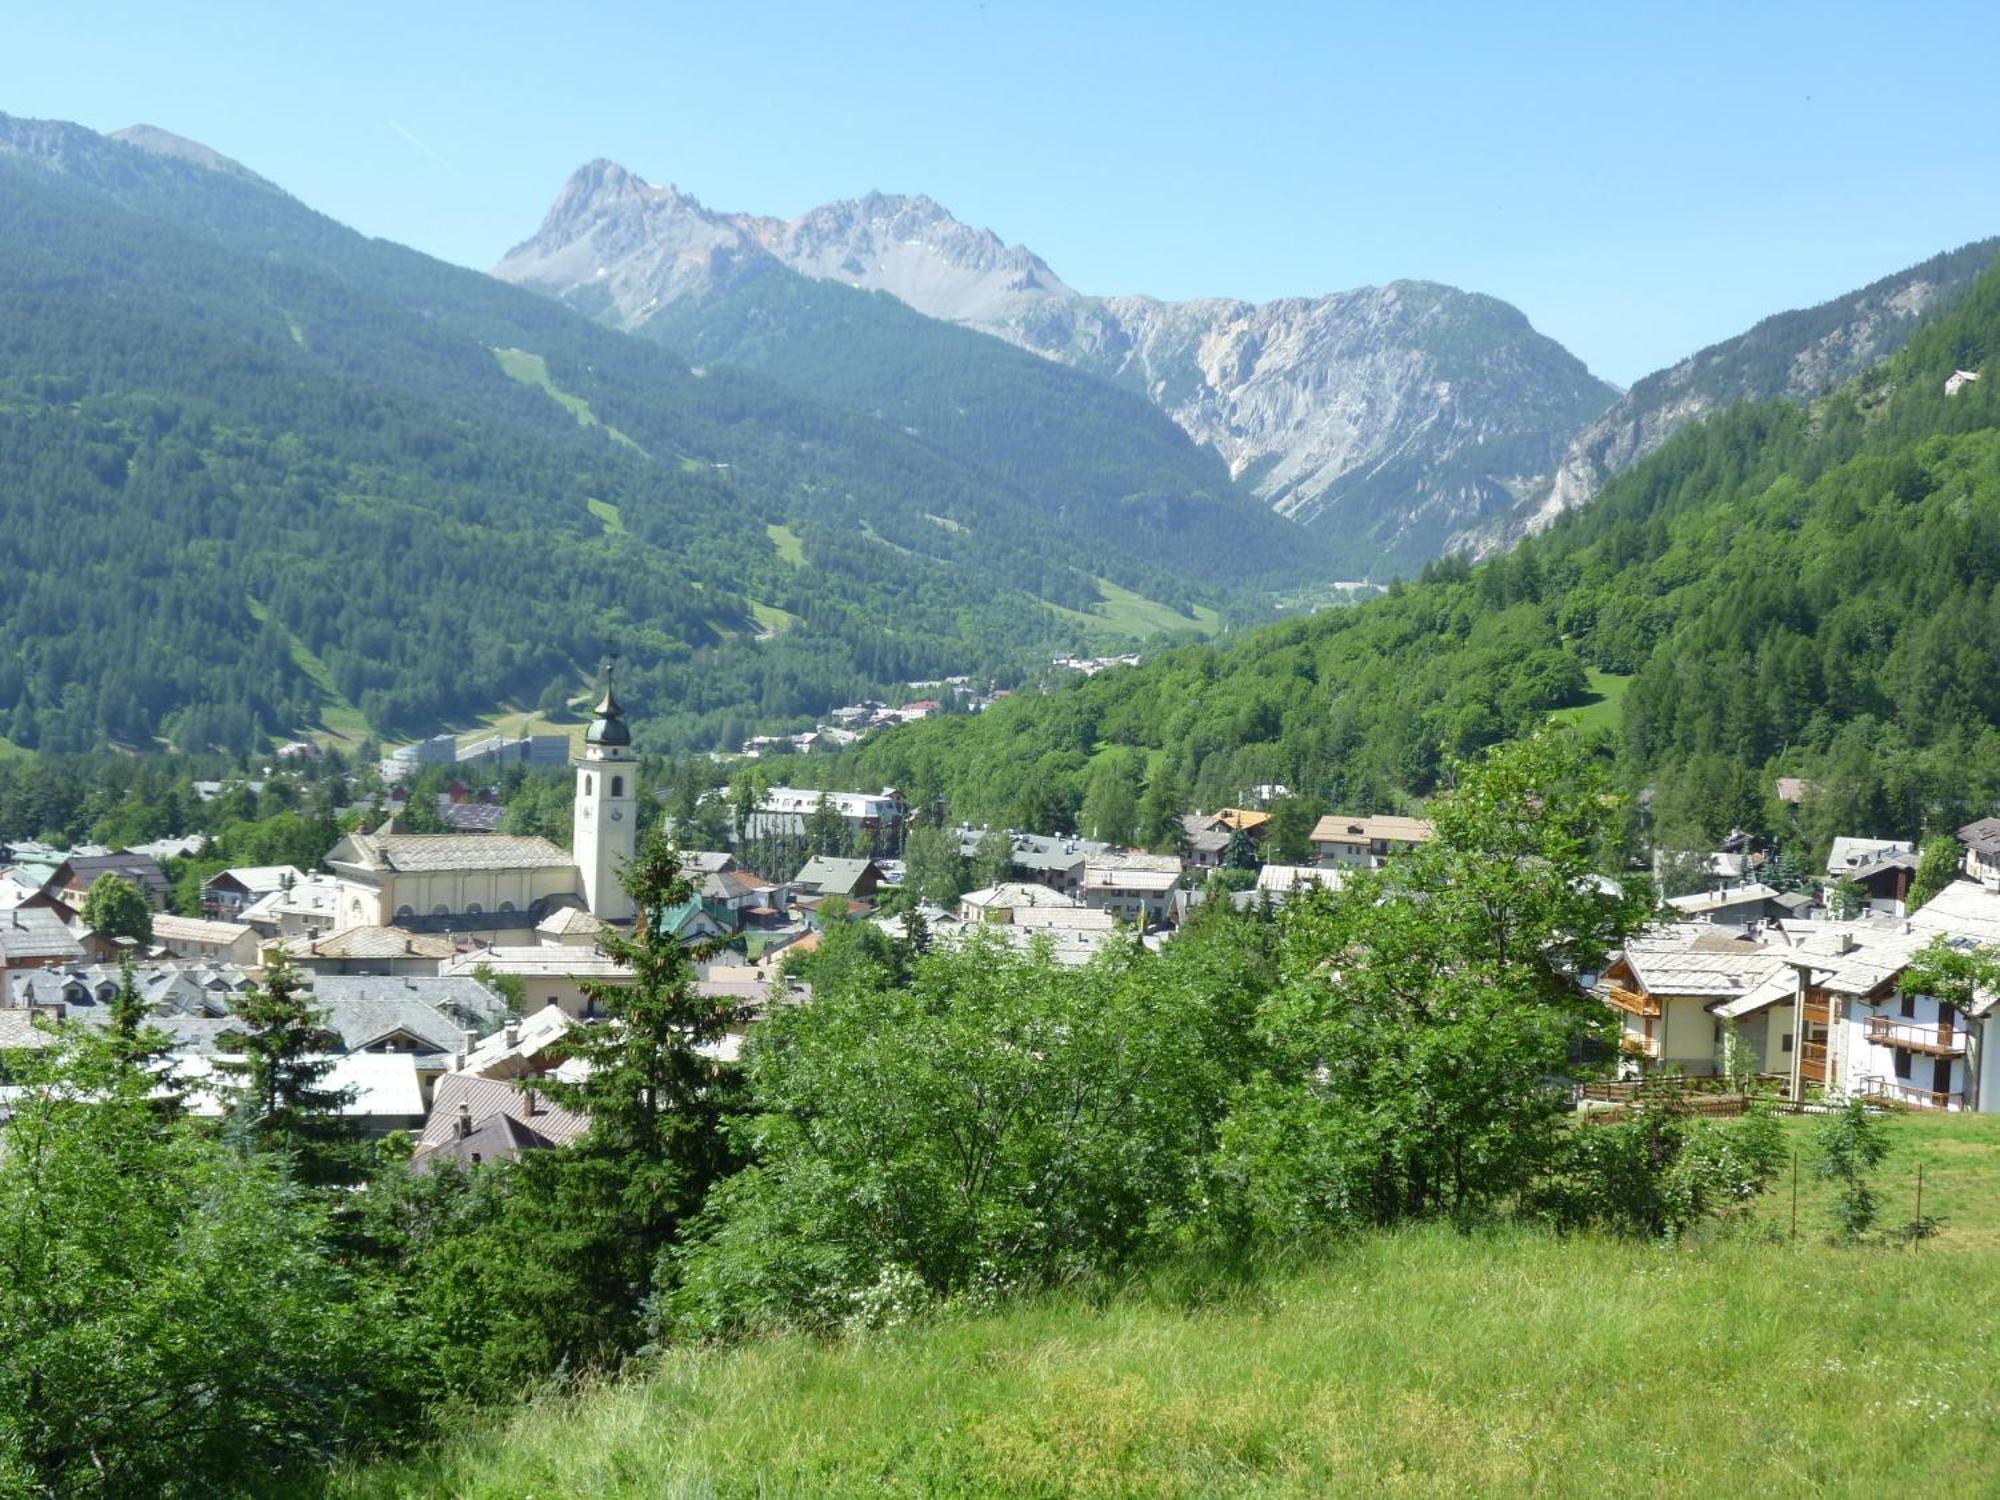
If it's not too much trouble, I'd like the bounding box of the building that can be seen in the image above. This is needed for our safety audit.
[202,864,306,919]
[951,828,1106,897]
[324,672,640,940]
[0,907,91,973]
[1309,814,1434,869]
[272,925,460,976]
[1960,818,2000,886]
[237,872,346,939]
[50,850,171,909]
[411,1071,588,1173]
[741,786,906,850]
[1082,854,1182,927]
[1945,368,1982,396]
[1663,883,1790,927]
[150,914,261,965]
[438,946,633,1019]
[792,856,887,902]
[959,882,1092,924]
[1254,864,1344,902]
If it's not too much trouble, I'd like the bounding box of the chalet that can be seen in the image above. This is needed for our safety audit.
[0,907,91,973]
[792,856,887,902]
[272,925,459,976]
[51,850,170,910]
[1309,814,1433,869]
[201,864,305,919]
[1960,818,2000,887]
[1600,929,1795,1079]
[150,914,260,965]
[952,828,1107,897]
[411,1071,588,1173]
[1663,883,1792,927]
[238,872,346,938]
[960,882,1090,923]
[1946,369,1981,396]
[1082,854,1182,927]
[1826,839,1918,914]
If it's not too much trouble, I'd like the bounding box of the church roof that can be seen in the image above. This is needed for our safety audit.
[339,832,574,874]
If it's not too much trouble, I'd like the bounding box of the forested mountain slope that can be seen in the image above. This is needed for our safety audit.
[1453,237,2000,557]
[789,264,2000,859]
[0,114,1319,754]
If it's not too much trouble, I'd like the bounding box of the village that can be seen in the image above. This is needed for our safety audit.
[5,676,2000,1174]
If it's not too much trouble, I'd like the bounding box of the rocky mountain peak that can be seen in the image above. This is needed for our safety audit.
[109,125,268,185]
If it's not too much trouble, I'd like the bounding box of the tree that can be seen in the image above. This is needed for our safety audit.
[1224,824,1261,871]
[81,871,152,944]
[214,951,357,1183]
[1223,729,1656,1234]
[901,824,965,909]
[672,927,1259,1336]
[806,793,849,857]
[970,826,1015,890]
[1909,835,1962,911]
[534,834,748,1314]
[0,1027,416,1495]
[1080,754,1139,846]
[1265,795,1323,866]
[1136,767,1188,851]
[1815,1096,1890,1239]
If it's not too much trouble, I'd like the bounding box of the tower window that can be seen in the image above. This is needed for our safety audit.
[611,775,624,798]
[585,774,594,796]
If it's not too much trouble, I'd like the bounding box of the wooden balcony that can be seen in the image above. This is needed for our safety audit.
[1619,1031,1660,1059]
[1603,984,1661,1018]
[1798,1039,1828,1084]
[1864,1015,1966,1057]
[1860,1076,1965,1111]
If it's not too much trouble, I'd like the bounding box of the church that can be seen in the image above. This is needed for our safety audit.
[326,675,638,942]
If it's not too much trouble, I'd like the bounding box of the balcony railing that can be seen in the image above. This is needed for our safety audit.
[1859,1076,1966,1111]
[1864,1015,1967,1057]
[1798,1039,1829,1083]
[1619,1032,1660,1059]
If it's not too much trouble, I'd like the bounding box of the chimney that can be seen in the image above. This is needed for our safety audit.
[504,1021,521,1049]
[522,1087,539,1117]
[455,1100,473,1139]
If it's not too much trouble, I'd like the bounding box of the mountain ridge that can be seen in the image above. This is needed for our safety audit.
[497,162,1619,571]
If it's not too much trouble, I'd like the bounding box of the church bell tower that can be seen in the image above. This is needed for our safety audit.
[573,664,637,922]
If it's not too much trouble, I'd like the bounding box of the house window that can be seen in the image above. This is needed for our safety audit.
[1781,1035,1793,1053]
[611,775,624,798]
[1900,990,1916,1019]
[1894,1048,1912,1080]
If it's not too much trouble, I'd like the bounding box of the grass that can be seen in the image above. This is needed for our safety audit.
[338,1115,2000,1498]
[1549,668,1632,734]
[453,708,583,754]
[492,347,644,453]
[245,596,372,747]
[749,601,801,639]
[586,498,626,535]
[1044,578,1222,645]
[766,522,807,566]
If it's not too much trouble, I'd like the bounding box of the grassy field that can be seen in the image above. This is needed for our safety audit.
[338,1113,2000,1499]
[766,522,807,566]
[1045,578,1222,645]
[1548,668,1632,734]
[245,596,373,748]
[492,347,644,453]
[586,497,626,535]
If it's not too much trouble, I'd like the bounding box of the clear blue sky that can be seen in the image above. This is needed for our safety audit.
[10,0,1999,384]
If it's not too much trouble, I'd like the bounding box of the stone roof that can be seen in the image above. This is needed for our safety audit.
[1826,837,1915,878]
[0,907,86,963]
[340,833,574,874]
[1310,814,1434,846]
[151,914,255,947]
[793,856,884,896]
[536,905,606,937]
[962,882,1083,912]
[276,925,459,962]
[206,864,306,895]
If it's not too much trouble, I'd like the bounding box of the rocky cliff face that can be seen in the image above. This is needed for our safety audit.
[1450,239,2000,557]
[497,165,1617,570]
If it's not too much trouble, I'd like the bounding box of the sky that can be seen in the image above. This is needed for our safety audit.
[8,0,2000,385]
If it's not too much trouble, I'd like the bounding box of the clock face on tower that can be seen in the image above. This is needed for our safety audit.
[610,809,623,822]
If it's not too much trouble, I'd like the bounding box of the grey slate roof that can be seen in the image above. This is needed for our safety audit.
[339,832,573,873]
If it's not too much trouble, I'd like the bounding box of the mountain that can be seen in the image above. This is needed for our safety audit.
[1451,238,2000,557]
[786,260,2000,859]
[497,166,1619,573]
[0,112,1310,756]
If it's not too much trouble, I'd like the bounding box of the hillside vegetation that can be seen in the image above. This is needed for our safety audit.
[790,262,2000,860]
[0,114,1319,756]
[340,1112,2000,1499]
